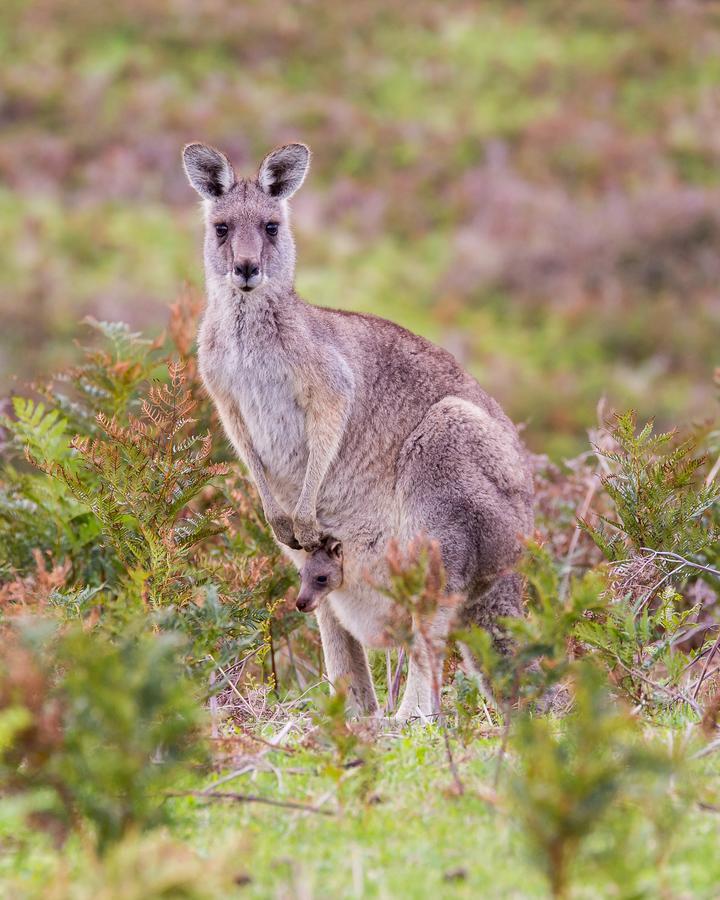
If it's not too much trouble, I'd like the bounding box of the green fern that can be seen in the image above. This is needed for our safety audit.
[35,361,230,606]
[582,411,718,563]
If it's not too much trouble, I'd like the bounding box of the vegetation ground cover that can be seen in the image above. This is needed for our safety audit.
[0,303,718,897]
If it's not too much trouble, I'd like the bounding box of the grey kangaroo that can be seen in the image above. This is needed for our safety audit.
[182,141,534,720]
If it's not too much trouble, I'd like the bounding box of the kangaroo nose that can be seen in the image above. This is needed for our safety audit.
[233,260,259,280]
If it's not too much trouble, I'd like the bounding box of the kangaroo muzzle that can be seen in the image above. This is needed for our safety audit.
[232,258,262,292]
[296,593,318,613]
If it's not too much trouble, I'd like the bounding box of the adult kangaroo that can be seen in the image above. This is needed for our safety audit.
[182,142,534,720]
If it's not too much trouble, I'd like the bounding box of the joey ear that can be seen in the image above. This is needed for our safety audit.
[327,539,342,560]
[257,143,310,199]
[182,143,235,199]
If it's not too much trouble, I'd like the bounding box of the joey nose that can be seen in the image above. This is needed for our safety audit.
[296,595,317,613]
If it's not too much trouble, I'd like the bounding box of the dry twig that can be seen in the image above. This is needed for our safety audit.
[168,790,335,816]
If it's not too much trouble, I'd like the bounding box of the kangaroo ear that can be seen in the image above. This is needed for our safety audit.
[182,143,235,199]
[257,143,310,200]
[327,539,342,560]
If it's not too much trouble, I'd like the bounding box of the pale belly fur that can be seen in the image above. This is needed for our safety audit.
[200,334,308,511]
[236,365,307,508]
[329,587,398,648]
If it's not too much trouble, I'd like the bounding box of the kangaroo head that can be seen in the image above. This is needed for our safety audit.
[296,538,343,613]
[182,142,310,297]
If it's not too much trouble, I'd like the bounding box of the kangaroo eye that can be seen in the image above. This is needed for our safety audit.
[316,575,328,585]
[215,223,228,238]
[265,222,279,237]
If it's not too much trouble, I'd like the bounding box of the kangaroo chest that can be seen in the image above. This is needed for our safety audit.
[236,361,306,480]
[199,310,308,499]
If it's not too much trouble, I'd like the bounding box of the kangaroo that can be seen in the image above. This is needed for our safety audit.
[182,141,534,720]
[296,538,343,613]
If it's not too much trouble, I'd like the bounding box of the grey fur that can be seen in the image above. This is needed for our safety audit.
[183,142,534,720]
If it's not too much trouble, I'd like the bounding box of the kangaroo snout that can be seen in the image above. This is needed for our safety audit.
[296,594,318,613]
[232,259,262,292]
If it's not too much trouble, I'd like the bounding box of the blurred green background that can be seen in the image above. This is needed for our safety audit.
[1,0,719,457]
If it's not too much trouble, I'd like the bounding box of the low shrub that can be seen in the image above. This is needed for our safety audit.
[0,619,204,851]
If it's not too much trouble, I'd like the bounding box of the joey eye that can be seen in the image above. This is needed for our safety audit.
[265,222,279,237]
[316,575,328,585]
[215,223,228,238]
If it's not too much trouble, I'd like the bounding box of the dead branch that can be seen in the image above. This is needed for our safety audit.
[167,790,335,816]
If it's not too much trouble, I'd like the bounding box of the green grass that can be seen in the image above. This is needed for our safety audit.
[178,731,539,900]
[6,719,720,899]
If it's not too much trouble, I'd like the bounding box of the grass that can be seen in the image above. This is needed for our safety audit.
[173,728,537,900]
[180,740,720,900]
[6,713,720,899]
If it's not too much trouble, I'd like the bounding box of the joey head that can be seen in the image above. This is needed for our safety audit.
[296,539,343,613]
